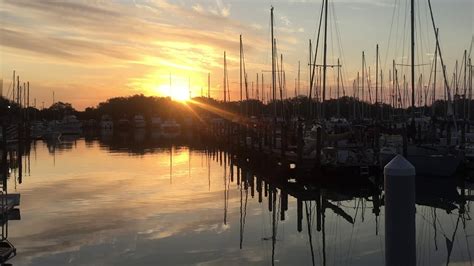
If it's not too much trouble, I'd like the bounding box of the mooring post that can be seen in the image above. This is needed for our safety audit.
[316,190,322,232]
[297,198,302,232]
[268,185,273,212]
[297,121,303,164]
[281,122,286,158]
[384,155,416,266]
[257,177,262,203]
[402,126,408,158]
[447,121,452,146]
[280,194,286,221]
[315,126,322,169]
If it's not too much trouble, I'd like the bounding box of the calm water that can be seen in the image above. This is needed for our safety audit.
[4,132,474,265]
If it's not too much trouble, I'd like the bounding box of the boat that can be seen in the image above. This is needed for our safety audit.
[132,115,146,129]
[99,115,113,130]
[0,240,16,263]
[30,121,47,139]
[58,115,82,135]
[379,142,462,177]
[117,118,130,130]
[151,117,162,128]
[161,119,181,138]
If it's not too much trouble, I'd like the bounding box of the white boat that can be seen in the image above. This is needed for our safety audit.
[99,115,113,130]
[133,115,146,129]
[58,115,82,135]
[151,117,162,128]
[161,119,181,138]
[30,121,47,139]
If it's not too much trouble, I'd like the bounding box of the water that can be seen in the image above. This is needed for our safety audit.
[4,133,474,265]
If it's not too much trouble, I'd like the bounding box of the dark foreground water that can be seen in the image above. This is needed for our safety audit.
[5,133,474,265]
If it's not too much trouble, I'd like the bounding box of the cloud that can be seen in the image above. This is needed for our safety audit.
[280,15,291,26]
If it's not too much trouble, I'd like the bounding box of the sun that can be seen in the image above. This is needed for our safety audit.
[171,86,190,102]
[157,84,190,102]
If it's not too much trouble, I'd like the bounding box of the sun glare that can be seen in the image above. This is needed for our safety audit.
[157,84,190,102]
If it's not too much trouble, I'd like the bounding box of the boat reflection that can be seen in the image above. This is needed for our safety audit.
[7,135,474,265]
[0,139,24,265]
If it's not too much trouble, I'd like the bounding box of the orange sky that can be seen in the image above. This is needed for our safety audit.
[1,0,472,110]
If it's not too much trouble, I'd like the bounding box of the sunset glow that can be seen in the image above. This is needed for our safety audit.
[156,84,190,102]
[0,0,471,110]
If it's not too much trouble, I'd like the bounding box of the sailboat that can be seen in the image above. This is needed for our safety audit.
[378,0,463,177]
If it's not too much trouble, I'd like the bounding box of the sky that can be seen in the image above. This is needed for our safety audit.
[0,0,472,110]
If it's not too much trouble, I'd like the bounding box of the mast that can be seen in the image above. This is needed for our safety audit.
[12,71,15,103]
[224,51,227,103]
[298,61,301,97]
[27,81,30,122]
[240,35,243,105]
[467,57,472,122]
[362,51,365,119]
[309,40,313,118]
[432,30,438,116]
[464,50,467,120]
[17,76,20,107]
[469,57,472,121]
[376,44,379,120]
[208,72,211,98]
[322,0,329,119]
[411,0,415,118]
[257,73,259,101]
[271,7,276,122]
[381,70,384,120]
[337,58,340,117]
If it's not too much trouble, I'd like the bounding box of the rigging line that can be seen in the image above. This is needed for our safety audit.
[309,0,325,100]
[426,44,437,102]
[393,0,402,68]
[401,0,409,74]
[456,52,466,91]
[469,36,473,58]
[329,2,337,100]
[383,0,400,70]
[345,199,360,266]
[463,224,473,266]
[305,201,316,266]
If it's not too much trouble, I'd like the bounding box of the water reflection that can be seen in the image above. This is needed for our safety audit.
[4,133,474,265]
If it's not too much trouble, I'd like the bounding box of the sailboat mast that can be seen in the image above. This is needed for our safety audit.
[376,44,379,119]
[270,7,277,125]
[298,61,301,97]
[432,30,438,115]
[411,0,415,117]
[337,58,340,117]
[224,51,227,103]
[322,0,329,119]
[362,51,365,119]
[12,71,15,103]
[240,35,243,104]
[309,40,313,118]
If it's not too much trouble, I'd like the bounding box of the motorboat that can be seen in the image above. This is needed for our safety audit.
[161,119,181,138]
[99,115,113,130]
[133,115,146,129]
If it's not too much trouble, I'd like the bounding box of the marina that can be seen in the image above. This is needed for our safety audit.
[0,0,473,264]
[0,135,472,265]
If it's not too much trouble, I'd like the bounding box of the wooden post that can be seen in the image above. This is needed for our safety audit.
[384,155,416,266]
[297,121,303,164]
[315,126,322,169]
[297,198,302,232]
[402,126,408,158]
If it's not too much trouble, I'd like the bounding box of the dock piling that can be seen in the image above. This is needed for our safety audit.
[384,155,416,266]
